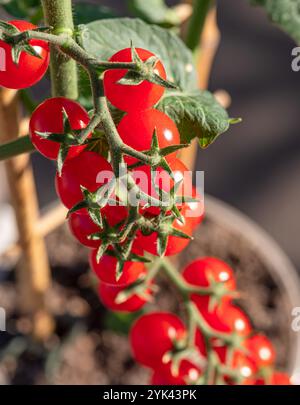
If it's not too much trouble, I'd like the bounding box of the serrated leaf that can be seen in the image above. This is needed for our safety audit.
[157,90,230,148]
[249,0,300,44]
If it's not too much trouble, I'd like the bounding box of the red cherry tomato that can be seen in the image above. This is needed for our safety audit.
[183,258,237,331]
[245,334,276,368]
[227,352,257,385]
[181,186,204,230]
[68,205,128,248]
[90,251,146,287]
[103,48,166,112]
[219,304,252,337]
[98,278,149,313]
[132,158,193,216]
[135,215,193,256]
[130,312,186,368]
[151,360,201,385]
[55,150,113,211]
[0,20,49,89]
[29,97,90,160]
[117,109,180,165]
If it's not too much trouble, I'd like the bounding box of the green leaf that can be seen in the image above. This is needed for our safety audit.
[128,0,181,27]
[157,89,230,148]
[74,3,116,25]
[78,18,197,92]
[249,0,300,44]
[0,0,40,19]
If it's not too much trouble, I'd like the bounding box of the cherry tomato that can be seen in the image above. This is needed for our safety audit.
[151,360,201,385]
[132,158,193,216]
[103,48,166,112]
[183,258,237,331]
[226,351,257,385]
[183,257,236,294]
[219,304,251,337]
[135,215,193,256]
[117,109,180,165]
[55,150,113,211]
[90,251,146,287]
[0,20,49,89]
[181,186,204,230]
[68,205,128,248]
[98,278,149,313]
[245,334,276,368]
[29,97,90,160]
[130,312,186,368]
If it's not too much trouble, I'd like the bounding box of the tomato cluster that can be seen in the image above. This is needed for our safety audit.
[26,46,203,313]
[130,257,291,385]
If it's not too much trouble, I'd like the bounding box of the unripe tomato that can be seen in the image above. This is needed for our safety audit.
[30,97,90,160]
[103,48,166,112]
[130,312,186,368]
[98,277,149,313]
[55,150,113,211]
[117,109,180,165]
[0,20,49,89]
[90,251,146,287]
[151,360,201,385]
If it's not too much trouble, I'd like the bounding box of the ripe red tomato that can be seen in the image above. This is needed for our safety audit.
[68,205,128,248]
[117,109,180,165]
[0,20,49,89]
[132,158,193,216]
[183,258,237,330]
[245,334,276,368]
[103,48,166,112]
[130,312,186,368]
[183,257,236,294]
[90,251,146,287]
[30,97,90,160]
[227,351,257,385]
[218,304,251,337]
[181,186,204,230]
[98,278,149,312]
[151,360,201,385]
[135,215,193,256]
[55,150,113,211]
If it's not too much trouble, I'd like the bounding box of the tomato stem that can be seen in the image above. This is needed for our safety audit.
[41,0,78,99]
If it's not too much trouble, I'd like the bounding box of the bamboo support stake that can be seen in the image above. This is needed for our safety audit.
[179,6,220,170]
[0,88,54,341]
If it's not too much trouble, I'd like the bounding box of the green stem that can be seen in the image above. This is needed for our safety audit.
[0,136,34,161]
[41,0,78,99]
[185,0,213,51]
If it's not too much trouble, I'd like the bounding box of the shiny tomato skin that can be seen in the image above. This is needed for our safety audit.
[103,48,166,112]
[0,20,49,89]
[117,109,180,165]
[90,251,146,287]
[130,312,186,368]
[151,360,201,385]
[55,150,113,211]
[30,97,90,160]
[245,334,276,368]
[98,279,149,313]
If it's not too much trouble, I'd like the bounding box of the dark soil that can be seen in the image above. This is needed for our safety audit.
[0,213,292,385]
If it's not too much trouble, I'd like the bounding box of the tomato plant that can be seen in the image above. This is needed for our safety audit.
[0,0,292,388]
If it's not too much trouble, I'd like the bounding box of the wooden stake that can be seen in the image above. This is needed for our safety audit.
[0,88,54,341]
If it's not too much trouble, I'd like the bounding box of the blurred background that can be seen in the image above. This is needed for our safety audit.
[0,0,299,385]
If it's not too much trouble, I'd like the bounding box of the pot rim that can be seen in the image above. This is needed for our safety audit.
[205,195,300,378]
